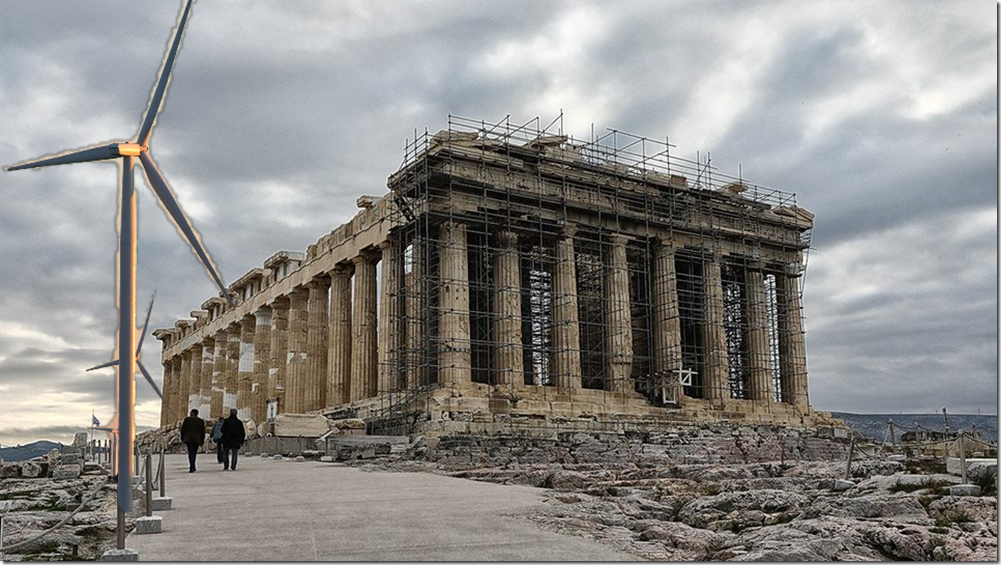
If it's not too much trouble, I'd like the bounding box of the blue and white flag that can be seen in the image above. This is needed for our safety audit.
[92,414,100,427]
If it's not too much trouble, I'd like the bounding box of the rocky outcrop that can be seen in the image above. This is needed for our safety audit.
[350,431,997,561]
[0,454,116,561]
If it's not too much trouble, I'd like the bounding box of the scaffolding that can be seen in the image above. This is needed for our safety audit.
[371,114,812,433]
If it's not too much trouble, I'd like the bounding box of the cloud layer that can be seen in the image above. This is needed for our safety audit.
[0,0,995,445]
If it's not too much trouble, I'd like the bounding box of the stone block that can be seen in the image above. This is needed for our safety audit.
[295,456,306,462]
[151,496,173,511]
[946,457,997,477]
[52,464,81,480]
[886,454,906,462]
[272,455,284,461]
[260,453,269,458]
[273,413,329,437]
[330,417,366,431]
[319,456,334,462]
[0,463,19,479]
[948,484,982,497]
[83,462,105,475]
[831,479,855,492]
[101,548,140,561]
[134,516,163,534]
[72,431,89,447]
[20,459,46,478]
[62,453,82,466]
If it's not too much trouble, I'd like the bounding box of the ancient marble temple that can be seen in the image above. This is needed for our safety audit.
[155,116,818,435]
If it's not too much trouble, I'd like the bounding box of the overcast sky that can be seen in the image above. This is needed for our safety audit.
[0,1,996,446]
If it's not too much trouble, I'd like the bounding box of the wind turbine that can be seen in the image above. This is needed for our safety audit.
[6,0,232,513]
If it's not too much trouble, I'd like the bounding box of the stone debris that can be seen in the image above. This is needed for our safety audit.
[272,413,329,437]
[0,461,118,561]
[349,431,998,561]
[134,516,163,534]
[948,484,982,496]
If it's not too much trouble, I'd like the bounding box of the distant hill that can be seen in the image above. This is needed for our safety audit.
[832,412,998,443]
[0,440,63,462]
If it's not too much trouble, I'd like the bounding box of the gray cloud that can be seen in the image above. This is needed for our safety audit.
[0,0,995,444]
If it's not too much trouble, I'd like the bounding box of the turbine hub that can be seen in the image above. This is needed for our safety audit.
[114,143,146,157]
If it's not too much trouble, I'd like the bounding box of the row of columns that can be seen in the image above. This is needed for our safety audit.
[434,221,808,411]
[160,242,400,425]
[160,221,810,426]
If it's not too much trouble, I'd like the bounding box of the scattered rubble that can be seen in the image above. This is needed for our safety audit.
[348,429,997,561]
[0,447,118,561]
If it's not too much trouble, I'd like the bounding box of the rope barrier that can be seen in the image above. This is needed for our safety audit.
[1,478,109,553]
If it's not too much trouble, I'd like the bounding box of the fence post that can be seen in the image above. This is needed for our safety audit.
[959,431,968,483]
[159,450,166,497]
[144,454,153,517]
[844,436,856,480]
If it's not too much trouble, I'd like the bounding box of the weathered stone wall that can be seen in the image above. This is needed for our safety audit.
[419,426,850,469]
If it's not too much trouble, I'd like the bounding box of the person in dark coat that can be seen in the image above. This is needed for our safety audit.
[179,409,206,473]
[211,416,225,465]
[219,409,246,471]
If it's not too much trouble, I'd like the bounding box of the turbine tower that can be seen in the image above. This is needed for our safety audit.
[6,0,231,513]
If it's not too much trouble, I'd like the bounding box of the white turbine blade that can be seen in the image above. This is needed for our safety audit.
[137,360,164,401]
[136,291,156,355]
[139,151,234,306]
[87,359,119,372]
[137,0,194,146]
[7,143,119,171]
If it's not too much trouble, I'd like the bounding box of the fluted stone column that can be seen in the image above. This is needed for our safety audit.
[378,240,401,393]
[777,271,809,411]
[745,267,774,404]
[160,360,175,426]
[493,230,524,388]
[651,241,683,401]
[252,307,272,422]
[237,315,255,420]
[438,222,471,388]
[173,356,185,422]
[285,288,310,412]
[178,350,192,416]
[269,297,290,414]
[198,338,214,417]
[210,330,228,418]
[187,343,203,414]
[328,265,353,405]
[351,252,379,401]
[405,238,427,389]
[223,325,241,413]
[305,277,330,411]
[605,233,633,394]
[703,254,730,403]
[552,227,581,389]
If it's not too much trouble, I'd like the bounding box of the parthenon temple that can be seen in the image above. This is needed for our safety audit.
[155,115,819,435]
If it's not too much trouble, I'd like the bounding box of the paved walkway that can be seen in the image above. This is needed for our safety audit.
[127,454,634,561]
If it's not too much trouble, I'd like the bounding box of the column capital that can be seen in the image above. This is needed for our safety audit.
[352,248,380,265]
[307,274,332,289]
[329,261,354,278]
[607,232,630,245]
[654,236,678,250]
[497,230,519,248]
[560,224,578,238]
[287,286,310,301]
[783,261,805,277]
[270,294,290,309]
